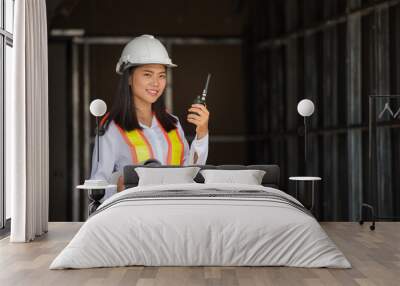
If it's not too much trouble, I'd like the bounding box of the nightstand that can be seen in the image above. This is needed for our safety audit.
[289,176,322,211]
[76,184,116,215]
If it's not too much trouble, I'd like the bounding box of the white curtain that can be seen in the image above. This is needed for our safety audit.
[6,0,49,242]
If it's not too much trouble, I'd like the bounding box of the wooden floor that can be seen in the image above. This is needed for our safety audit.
[0,222,399,286]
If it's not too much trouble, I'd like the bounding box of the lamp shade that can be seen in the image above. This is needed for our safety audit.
[297,99,315,117]
[90,99,107,117]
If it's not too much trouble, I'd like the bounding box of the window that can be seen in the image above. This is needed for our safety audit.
[1,0,14,230]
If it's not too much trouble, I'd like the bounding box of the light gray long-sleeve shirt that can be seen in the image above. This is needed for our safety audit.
[90,115,209,200]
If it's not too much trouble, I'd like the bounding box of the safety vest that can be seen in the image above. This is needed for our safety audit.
[101,113,184,165]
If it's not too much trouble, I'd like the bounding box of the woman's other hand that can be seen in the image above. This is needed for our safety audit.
[117,176,124,192]
[187,104,209,139]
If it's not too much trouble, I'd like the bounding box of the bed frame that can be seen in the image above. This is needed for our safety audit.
[123,164,281,189]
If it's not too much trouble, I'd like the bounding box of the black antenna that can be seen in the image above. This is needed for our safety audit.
[202,73,211,96]
[201,73,211,101]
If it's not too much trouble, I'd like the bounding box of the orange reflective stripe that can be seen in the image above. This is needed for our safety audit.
[156,118,184,165]
[158,124,172,164]
[100,112,110,127]
[115,124,138,164]
[116,124,155,164]
[175,129,185,165]
[138,129,154,158]
[125,129,153,163]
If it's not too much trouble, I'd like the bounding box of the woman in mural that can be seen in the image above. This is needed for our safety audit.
[90,35,210,199]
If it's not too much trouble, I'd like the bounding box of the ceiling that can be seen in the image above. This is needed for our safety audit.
[47,0,248,37]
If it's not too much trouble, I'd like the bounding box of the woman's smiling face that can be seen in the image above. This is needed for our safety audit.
[130,64,167,105]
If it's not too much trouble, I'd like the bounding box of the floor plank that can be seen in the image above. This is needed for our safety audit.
[0,222,399,286]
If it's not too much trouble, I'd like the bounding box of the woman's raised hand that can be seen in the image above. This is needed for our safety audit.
[187,104,209,139]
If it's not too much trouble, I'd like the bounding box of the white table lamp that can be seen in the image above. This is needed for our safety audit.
[297,99,315,172]
[90,99,107,162]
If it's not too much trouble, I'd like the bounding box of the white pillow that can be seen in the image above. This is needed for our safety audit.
[200,169,266,185]
[135,167,201,186]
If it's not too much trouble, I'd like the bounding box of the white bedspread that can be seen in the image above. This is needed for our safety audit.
[50,183,351,269]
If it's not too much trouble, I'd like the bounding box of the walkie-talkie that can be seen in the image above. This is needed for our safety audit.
[190,73,211,115]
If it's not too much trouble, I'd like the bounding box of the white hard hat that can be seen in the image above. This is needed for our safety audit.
[116,34,177,74]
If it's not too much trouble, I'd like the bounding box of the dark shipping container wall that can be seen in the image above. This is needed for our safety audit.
[246,0,400,221]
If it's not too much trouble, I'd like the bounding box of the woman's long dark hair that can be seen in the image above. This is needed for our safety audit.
[102,66,178,132]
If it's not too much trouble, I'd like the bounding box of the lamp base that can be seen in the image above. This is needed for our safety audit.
[88,189,105,216]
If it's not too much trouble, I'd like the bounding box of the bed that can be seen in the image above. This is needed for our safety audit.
[50,164,351,269]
